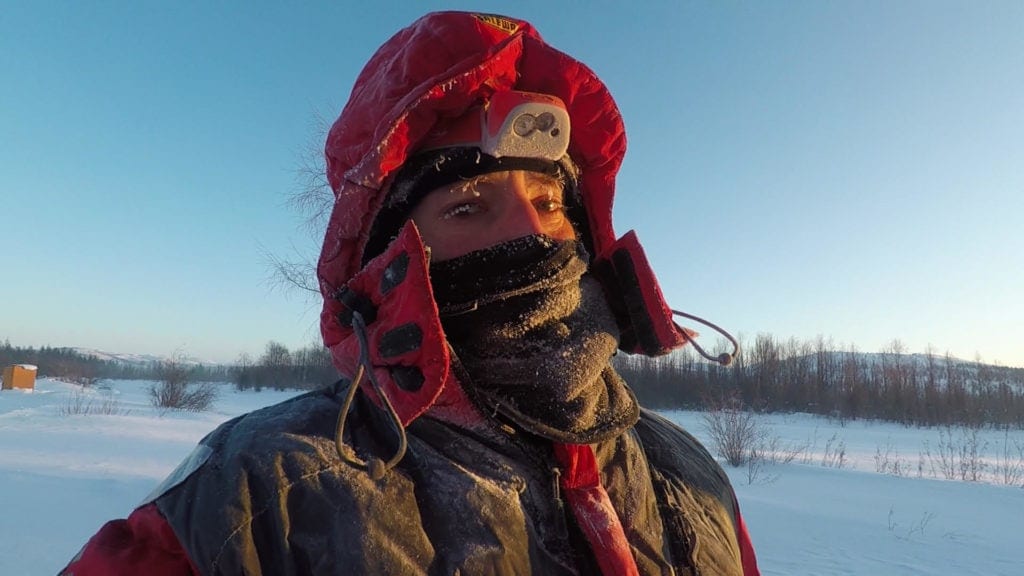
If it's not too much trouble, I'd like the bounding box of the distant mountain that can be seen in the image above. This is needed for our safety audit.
[822,350,1019,373]
[64,347,212,367]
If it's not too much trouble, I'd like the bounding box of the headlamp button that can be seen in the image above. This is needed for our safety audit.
[534,112,555,132]
[513,113,536,136]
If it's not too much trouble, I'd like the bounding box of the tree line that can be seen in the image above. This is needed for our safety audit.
[0,340,336,392]
[0,340,232,384]
[6,335,1024,428]
[614,334,1024,429]
[232,341,338,392]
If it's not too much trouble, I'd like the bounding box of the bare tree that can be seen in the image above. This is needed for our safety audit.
[150,354,217,413]
[702,396,762,467]
[264,247,321,297]
[265,112,334,300]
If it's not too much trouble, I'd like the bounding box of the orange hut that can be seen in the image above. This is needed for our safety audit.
[2,364,37,390]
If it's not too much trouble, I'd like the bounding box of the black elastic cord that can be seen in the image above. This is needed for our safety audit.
[334,311,409,480]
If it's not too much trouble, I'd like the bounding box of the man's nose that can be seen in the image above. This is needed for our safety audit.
[493,189,546,242]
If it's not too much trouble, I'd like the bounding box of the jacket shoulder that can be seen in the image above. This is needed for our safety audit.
[633,409,746,573]
[633,408,733,499]
[205,388,341,451]
[141,389,340,505]
[151,386,424,574]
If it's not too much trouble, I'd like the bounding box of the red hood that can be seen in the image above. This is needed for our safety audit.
[317,12,687,428]
[318,11,626,349]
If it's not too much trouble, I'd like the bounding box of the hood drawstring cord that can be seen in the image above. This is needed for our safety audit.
[334,310,409,481]
[672,308,741,367]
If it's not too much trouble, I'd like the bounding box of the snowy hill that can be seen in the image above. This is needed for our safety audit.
[65,347,212,367]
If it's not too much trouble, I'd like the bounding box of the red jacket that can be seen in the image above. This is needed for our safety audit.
[63,11,760,576]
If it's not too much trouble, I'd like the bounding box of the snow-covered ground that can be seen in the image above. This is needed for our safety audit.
[1,379,1021,575]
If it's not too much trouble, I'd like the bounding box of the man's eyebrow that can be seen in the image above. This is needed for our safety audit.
[526,173,566,193]
[447,176,488,194]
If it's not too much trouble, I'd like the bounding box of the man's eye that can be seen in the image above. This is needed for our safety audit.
[441,202,481,220]
[535,199,565,214]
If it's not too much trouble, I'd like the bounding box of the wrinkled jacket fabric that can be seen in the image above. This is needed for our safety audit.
[152,384,749,575]
[62,11,759,576]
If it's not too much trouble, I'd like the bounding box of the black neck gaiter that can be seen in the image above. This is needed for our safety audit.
[429,236,639,444]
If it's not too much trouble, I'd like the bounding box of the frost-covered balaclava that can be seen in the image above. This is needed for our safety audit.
[430,234,638,444]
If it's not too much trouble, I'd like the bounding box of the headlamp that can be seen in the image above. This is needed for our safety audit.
[419,90,571,161]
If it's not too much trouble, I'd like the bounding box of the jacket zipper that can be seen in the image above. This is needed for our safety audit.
[551,466,569,538]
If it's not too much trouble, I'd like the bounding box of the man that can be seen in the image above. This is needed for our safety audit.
[63,11,760,575]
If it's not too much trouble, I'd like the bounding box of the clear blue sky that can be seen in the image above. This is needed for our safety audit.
[3,1,1022,367]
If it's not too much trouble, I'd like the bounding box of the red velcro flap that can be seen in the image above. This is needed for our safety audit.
[593,230,688,356]
[328,222,450,426]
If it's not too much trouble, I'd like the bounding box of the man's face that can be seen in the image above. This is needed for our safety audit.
[410,169,576,262]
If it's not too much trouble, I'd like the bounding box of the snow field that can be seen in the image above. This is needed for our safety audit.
[1,379,1021,575]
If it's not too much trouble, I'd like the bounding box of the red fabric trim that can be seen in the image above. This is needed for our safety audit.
[552,443,640,576]
[61,504,197,576]
[734,501,762,576]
